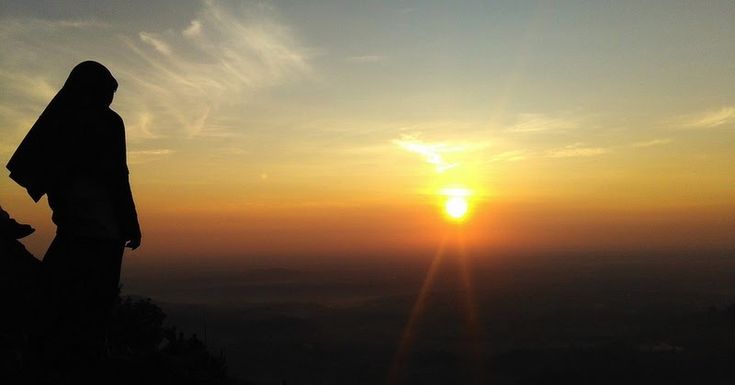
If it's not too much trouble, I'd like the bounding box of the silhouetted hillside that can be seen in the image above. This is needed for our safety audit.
[1,294,246,385]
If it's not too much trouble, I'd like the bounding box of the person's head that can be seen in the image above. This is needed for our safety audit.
[62,61,118,107]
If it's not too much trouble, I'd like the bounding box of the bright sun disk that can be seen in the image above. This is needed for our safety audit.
[440,187,471,221]
[445,196,468,219]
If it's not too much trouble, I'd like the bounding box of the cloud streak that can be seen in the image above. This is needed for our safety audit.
[345,55,386,63]
[506,113,580,133]
[128,149,175,164]
[674,106,735,129]
[120,0,313,138]
[0,0,313,145]
[393,135,460,173]
[138,32,173,56]
[546,143,609,158]
[630,138,671,148]
[488,150,527,163]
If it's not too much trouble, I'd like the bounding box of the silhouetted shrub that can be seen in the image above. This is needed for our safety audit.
[108,296,167,354]
[1,294,236,384]
[103,296,230,384]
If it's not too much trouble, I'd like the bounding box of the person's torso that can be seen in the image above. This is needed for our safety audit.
[48,173,122,240]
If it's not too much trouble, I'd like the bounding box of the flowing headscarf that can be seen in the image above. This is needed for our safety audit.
[7,61,120,202]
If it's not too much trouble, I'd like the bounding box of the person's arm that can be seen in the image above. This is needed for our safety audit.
[0,204,35,239]
[108,111,141,249]
[0,205,9,222]
[119,176,141,249]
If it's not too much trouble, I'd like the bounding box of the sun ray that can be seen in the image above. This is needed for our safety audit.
[387,234,449,385]
[455,230,484,383]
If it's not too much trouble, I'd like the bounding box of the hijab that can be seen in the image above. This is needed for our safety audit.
[7,61,120,202]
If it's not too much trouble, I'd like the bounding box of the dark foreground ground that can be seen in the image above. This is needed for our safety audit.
[124,251,735,385]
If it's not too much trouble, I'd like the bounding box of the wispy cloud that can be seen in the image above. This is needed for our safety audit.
[393,135,460,173]
[630,138,672,148]
[674,106,735,129]
[546,143,609,158]
[120,0,313,138]
[345,55,385,63]
[0,142,16,156]
[138,32,173,56]
[0,0,313,143]
[183,20,203,38]
[488,150,527,162]
[128,149,175,164]
[507,113,580,133]
[0,18,110,32]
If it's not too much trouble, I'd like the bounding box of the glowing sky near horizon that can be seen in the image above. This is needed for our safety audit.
[1,0,734,260]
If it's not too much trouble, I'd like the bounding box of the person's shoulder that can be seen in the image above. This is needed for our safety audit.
[106,108,124,125]
[103,108,125,131]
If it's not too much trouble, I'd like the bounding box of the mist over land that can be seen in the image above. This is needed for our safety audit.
[123,248,735,384]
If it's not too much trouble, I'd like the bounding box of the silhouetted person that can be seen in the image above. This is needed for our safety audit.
[6,61,141,380]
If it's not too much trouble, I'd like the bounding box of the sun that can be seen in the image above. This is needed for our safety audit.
[440,187,471,221]
[445,196,468,219]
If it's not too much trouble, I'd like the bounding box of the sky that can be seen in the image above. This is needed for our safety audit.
[1,0,734,264]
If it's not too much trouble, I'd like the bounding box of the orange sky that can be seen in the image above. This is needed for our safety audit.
[1,1,734,264]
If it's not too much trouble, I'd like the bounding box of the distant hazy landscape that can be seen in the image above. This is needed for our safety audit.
[123,251,735,384]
